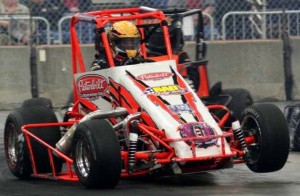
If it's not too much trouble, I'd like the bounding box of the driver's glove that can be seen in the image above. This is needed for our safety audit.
[91,59,107,71]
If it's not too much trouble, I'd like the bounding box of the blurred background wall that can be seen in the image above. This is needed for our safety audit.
[1,0,300,109]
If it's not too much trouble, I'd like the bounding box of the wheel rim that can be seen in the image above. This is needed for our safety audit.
[5,123,19,167]
[75,135,91,178]
[242,115,262,164]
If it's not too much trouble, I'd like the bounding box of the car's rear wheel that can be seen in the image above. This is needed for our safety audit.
[4,105,62,179]
[241,103,290,172]
[292,122,300,150]
[222,88,253,120]
[65,91,74,107]
[22,97,53,109]
[72,119,121,189]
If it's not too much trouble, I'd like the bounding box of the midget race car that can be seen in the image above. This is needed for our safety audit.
[4,7,290,189]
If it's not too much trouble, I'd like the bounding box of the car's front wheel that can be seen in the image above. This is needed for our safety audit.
[72,119,121,189]
[241,103,290,173]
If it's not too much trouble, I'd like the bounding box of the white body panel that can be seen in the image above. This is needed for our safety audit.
[75,60,232,158]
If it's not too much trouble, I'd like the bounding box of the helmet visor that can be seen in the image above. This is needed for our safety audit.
[115,37,140,51]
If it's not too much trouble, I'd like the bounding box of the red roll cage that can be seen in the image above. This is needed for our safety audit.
[70,6,173,72]
[70,6,176,113]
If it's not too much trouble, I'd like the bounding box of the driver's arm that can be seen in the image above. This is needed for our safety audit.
[91,54,109,71]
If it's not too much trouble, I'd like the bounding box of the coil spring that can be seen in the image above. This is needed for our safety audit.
[127,120,139,171]
[128,137,138,167]
[234,128,247,150]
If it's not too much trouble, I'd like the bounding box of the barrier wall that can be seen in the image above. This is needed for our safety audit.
[205,40,285,101]
[1,39,300,109]
[0,47,31,109]
[205,39,300,101]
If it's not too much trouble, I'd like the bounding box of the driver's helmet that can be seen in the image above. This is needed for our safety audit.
[108,21,141,61]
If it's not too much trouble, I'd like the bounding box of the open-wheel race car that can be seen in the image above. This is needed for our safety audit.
[4,7,290,189]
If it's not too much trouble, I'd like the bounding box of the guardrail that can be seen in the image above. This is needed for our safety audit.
[222,10,300,40]
[0,15,51,45]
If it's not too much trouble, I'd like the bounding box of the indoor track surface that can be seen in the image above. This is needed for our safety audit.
[1,110,300,196]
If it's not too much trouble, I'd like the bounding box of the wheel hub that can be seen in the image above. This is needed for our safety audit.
[75,136,91,178]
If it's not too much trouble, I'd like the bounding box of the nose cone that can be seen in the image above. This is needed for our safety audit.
[178,122,218,148]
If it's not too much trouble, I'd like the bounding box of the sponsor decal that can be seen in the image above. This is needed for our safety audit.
[144,85,188,96]
[168,104,192,114]
[178,122,218,148]
[76,74,108,100]
[137,72,173,81]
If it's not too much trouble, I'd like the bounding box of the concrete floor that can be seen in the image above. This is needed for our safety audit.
[0,104,300,196]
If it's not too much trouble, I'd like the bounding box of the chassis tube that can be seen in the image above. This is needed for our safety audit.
[56,107,128,155]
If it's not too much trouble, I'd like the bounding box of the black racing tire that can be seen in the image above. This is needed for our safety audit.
[241,103,290,173]
[66,91,74,107]
[72,119,121,189]
[222,88,253,120]
[4,105,62,179]
[292,122,300,151]
[22,97,53,109]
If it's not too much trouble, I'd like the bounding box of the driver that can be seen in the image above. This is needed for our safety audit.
[91,21,144,70]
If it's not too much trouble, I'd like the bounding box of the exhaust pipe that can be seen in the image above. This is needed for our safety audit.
[56,107,128,155]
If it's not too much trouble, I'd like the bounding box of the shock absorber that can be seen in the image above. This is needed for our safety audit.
[128,120,139,172]
[232,120,249,156]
